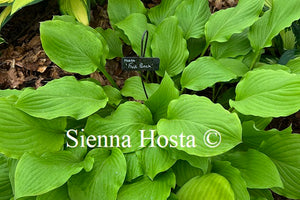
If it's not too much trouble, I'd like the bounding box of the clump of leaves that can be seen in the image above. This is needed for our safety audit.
[0,0,300,199]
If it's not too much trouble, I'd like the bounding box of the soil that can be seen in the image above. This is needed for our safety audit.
[0,1,298,200]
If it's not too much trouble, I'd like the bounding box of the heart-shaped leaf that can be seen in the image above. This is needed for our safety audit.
[16,76,108,120]
[157,95,242,157]
[230,69,300,117]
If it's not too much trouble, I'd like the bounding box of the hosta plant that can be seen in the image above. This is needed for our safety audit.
[0,0,300,199]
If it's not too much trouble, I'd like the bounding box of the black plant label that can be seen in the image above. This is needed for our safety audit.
[121,57,160,71]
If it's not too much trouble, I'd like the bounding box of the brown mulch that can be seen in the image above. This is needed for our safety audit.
[0,1,298,200]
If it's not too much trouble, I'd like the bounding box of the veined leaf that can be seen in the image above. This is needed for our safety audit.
[259,134,300,199]
[145,73,179,123]
[174,0,210,39]
[96,27,123,59]
[0,89,22,97]
[137,146,176,180]
[280,29,296,50]
[118,171,175,200]
[205,0,264,43]
[211,29,252,59]
[14,151,93,198]
[225,149,283,189]
[181,57,248,91]
[84,101,156,153]
[0,154,13,200]
[151,17,189,77]
[0,5,11,29]
[124,153,143,182]
[249,0,300,52]
[121,76,159,101]
[40,19,107,75]
[59,0,90,25]
[0,96,66,159]
[170,149,209,173]
[68,148,126,200]
[16,76,108,120]
[248,189,273,200]
[177,173,235,200]
[157,95,242,157]
[253,64,291,72]
[172,160,203,187]
[237,113,272,130]
[148,0,181,25]
[212,161,250,200]
[242,121,291,149]
[287,57,300,74]
[107,0,146,26]
[103,85,122,106]
[230,69,300,117]
[11,0,43,15]
[37,184,70,200]
[116,13,155,57]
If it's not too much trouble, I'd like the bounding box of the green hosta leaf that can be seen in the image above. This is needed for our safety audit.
[124,152,143,182]
[212,161,250,200]
[205,0,264,43]
[168,193,178,200]
[248,189,273,200]
[116,13,155,57]
[68,148,126,200]
[84,101,156,153]
[280,29,296,50]
[118,171,175,200]
[121,76,159,101]
[151,16,189,77]
[287,57,300,74]
[137,147,176,180]
[242,121,291,149]
[177,173,235,200]
[249,0,300,52]
[96,27,123,59]
[225,149,283,189]
[253,64,291,72]
[0,89,22,97]
[0,154,13,200]
[259,134,300,199]
[172,160,203,187]
[103,85,122,106]
[107,0,146,26]
[0,96,65,159]
[145,73,179,123]
[230,69,300,117]
[174,0,210,39]
[16,76,108,120]
[15,151,93,198]
[238,114,272,130]
[11,0,43,15]
[59,0,90,25]
[37,184,70,200]
[181,57,248,91]
[148,0,181,25]
[157,95,242,157]
[0,5,11,29]
[40,20,107,75]
[187,37,206,62]
[171,149,209,173]
[211,29,251,59]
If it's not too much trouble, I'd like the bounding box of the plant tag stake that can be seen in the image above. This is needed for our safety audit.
[121,30,160,99]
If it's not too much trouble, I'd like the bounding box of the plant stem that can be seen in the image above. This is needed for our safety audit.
[201,43,210,57]
[101,70,119,89]
[250,51,260,70]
